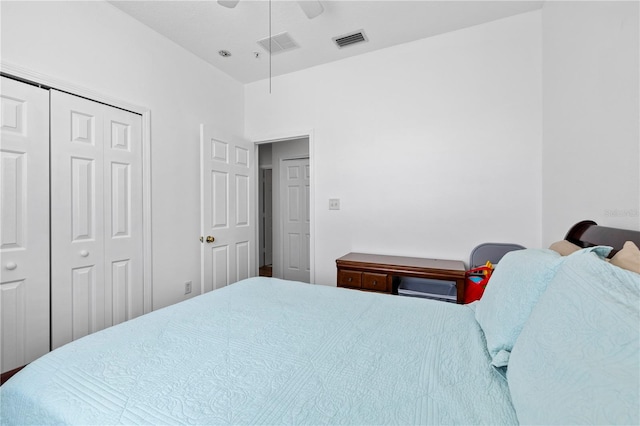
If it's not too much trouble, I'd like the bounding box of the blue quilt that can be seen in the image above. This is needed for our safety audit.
[1,278,517,425]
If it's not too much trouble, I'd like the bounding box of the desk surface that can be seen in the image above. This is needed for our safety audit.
[336,252,466,274]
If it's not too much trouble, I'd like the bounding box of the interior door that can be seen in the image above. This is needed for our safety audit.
[281,158,310,283]
[0,77,50,373]
[201,124,255,292]
[51,90,143,349]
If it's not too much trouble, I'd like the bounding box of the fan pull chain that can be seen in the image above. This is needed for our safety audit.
[269,0,272,94]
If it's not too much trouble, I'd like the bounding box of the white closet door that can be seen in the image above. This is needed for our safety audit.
[281,158,310,283]
[103,106,143,326]
[51,90,143,349]
[0,77,50,373]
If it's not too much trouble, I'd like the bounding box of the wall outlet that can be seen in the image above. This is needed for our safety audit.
[329,198,340,210]
[184,281,192,295]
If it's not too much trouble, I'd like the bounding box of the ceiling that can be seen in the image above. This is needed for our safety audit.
[109,0,543,84]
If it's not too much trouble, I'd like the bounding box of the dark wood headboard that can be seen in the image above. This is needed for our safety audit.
[565,220,640,257]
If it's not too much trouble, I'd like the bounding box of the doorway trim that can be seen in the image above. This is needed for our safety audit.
[253,130,315,284]
[1,61,153,313]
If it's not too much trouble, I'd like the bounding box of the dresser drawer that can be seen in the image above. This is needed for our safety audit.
[362,272,389,292]
[338,269,362,288]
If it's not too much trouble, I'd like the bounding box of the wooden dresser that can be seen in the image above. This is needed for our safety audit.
[336,252,467,303]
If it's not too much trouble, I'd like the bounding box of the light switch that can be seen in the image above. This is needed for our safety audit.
[329,198,340,210]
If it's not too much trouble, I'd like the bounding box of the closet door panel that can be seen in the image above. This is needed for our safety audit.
[104,107,143,326]
[51,90,143,350]
[0,77,50,373]
[51,90,106,349]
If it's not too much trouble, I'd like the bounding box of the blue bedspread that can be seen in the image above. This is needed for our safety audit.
[1,278,517,425]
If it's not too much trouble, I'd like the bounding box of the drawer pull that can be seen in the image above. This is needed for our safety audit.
[372,280,377,286]
[347,277,352,282]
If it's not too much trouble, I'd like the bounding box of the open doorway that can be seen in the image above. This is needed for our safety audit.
[258,158,273,277]
[257,137,310,283]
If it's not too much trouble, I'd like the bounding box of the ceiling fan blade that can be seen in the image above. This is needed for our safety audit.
[297,1,324,19]
[218,0,239,8]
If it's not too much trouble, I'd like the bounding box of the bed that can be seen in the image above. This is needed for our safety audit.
[1,221,639,425]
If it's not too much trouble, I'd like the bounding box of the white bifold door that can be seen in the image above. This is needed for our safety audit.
[200,124,255,292]
[50,90,143,350]
[0,77,50,373]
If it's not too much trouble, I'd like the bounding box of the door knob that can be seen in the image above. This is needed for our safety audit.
[5,262,17,271]
[206,236,215,243]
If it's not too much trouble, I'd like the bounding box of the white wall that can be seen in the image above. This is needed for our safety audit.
[246,11,543,286]
[9,1,631,305]
[1,1,245,309]
[541,1,640,245]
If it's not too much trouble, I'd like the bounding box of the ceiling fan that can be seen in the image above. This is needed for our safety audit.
[217,0,325,19]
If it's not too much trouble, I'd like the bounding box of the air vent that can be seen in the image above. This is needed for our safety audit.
[257,32,299,55]
[333,30,368,49]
